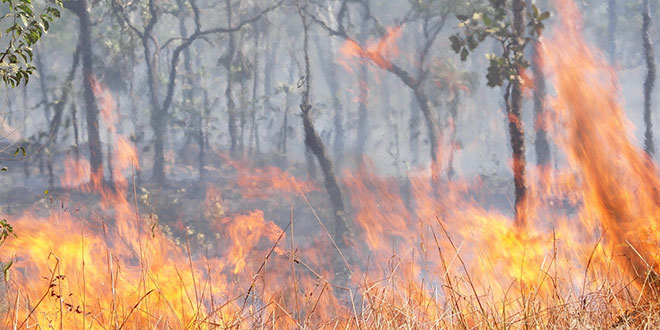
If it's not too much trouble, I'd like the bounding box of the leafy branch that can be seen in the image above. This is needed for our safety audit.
[449,1,549,88]
[0,0,62,87]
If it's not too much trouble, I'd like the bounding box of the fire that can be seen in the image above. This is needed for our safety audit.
[543,0,660,285]
[2,0,660,328]
[338,26,402,72]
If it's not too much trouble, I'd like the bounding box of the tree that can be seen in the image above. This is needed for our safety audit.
[308,0,465,182]
[112,0,282,183]
[642,0,655,156]
[0,0,61,87]
[297,0,351,260]
[608,0,617,63]
[450,0,550,226]
[0,0,61,281]
[429,58,478,179]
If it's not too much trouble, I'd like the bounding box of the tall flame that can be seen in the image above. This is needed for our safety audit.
[2,0,660,328]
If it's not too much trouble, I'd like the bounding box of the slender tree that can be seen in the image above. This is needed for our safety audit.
[607,0,617,63]
[112,0,283,182]
[355,4,370,159]
[65,0,104,184]
[451,0,550,226]
[308,0,451,181]
[298,2,350,251]
[312,34,345,164]
[642,0,656,156]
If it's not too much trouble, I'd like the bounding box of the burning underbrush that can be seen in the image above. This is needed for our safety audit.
[2,0,660,329]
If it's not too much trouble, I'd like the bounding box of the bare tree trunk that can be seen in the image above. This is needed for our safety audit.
[43,43,81,188]
[239,77,247,154]
[312,35,344,165]
[414,89,440,181]
[66,0,103,184]
[643,0,656,156]
[199,90,210,180]
[72,104,80,161]
[607,0,617,63]
[409,95,420,166]
[49,44,81,143]
[528,1,550,169]
[138,0,165,183]
[35,49,50,180]
[532,44,550,168]
[175,0,205,180]
[356,8,370,159]
[511,0,527,226]
[249,27,261,155]
[225,0,238,156]
[356,66,368,158]
[298,6,349,249]
[447,95,459,179]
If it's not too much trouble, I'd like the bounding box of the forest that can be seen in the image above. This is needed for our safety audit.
[0,0,659,328]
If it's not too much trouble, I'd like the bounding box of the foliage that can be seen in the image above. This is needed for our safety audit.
[0,218,14,281]
[0,0,62,87]
[449,1,550,88]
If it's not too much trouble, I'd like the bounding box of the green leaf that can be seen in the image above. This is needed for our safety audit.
[482,14,492,26]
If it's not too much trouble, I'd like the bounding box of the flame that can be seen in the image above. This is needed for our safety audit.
[338,26,402,72]
[543,0,660,284]
[3,1,660,328]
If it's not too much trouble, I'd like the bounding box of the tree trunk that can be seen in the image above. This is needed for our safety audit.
[447,94,459,179]
[72,104,80,161]
[49,44,81,143]
[643,0,656,156]
[356,66,369,159]
[175,0,203,179]
[299,7,349,250]
[225,0,238,156]
[35,49,50,179]
[511,0,527,226]
[67,0,103,185]
[409,94,421,166]
[140,11,165,183]
[312,35,344,164]
[249,28,261,156]
[356,10,370,159]
[145,30,166,183]
[607,0,617,64]
[529,1,550,169]
[414,89,440,182]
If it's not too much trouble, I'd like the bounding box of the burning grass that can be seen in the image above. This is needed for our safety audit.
[3,0,660,328]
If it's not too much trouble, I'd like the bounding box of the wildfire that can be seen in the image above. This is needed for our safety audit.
[2,0,660,328]
[338,26,403,72]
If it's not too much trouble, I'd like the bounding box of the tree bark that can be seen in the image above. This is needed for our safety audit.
[607,0,617,64]
[312,35,344,164]
[409,94,421,166]
[299,6,349,249]
[643,0,656,156]
[529,1,550,168]
[249,27,261,155]
[225,0,238,156]
[66,0,103,185]
[447,94,459,179]
[511,0,527,226]
[356,7,370,159]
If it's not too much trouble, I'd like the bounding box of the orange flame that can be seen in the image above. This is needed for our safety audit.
[338,26,402,72]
